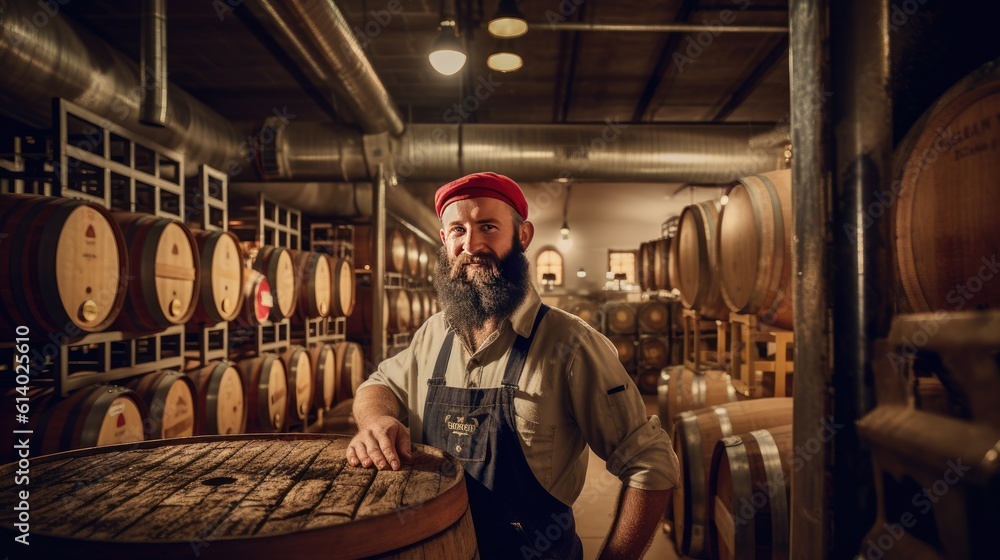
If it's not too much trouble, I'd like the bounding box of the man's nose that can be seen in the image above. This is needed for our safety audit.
[462,229,484,253]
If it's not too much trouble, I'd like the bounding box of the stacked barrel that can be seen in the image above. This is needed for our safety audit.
[655,168,798,558]
[855,61,1000,559]
[0,191,368,459]
[348,223,438,362]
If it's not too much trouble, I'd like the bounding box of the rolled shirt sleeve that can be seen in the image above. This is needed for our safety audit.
[566,329,680,492]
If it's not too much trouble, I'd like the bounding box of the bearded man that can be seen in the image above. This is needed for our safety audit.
[348,172,678,560]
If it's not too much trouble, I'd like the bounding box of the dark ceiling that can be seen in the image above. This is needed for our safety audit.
[60,0,791,134]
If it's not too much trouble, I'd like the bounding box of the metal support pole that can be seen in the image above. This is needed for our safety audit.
[372,165,386,365]
[829,0,892,556]
[789,0,831,557]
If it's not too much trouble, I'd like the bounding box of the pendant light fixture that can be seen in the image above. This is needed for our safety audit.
[429,0,466,76]
[488,0,528,38]
[487,39,523,73]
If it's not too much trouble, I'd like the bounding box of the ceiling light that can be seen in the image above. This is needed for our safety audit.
[487,40,523,73]
[488,0,527,38]
[560,221,570,237]
[576,268,587,278]
[428,26,467,76]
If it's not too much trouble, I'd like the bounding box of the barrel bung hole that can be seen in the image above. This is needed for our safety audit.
[202,476,238,487]
[86,287,92,294]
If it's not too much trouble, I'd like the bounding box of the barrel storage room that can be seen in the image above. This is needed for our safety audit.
[0,0,997,558]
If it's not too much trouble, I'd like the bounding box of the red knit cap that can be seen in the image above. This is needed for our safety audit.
[434,172,529,220]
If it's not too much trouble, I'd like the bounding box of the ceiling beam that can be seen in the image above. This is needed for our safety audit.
[553,2,589,123]
[536,22,787,33]
[631,0,700,123]
[711,35,790,122]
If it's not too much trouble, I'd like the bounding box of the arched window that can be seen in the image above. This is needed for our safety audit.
[536,248,564,287]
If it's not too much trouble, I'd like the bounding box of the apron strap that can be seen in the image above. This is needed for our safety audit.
[501,304,550,388]
[429,331,455,384]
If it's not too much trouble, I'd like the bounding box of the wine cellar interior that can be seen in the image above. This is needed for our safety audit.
[1,0,998,558]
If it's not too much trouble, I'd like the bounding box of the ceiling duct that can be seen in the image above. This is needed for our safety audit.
[259,123,779,184]
[0,0,242,173]
[139,0,168,127]
[246,0,405,136]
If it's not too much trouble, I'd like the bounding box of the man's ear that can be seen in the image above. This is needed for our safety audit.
[439,228,446,245]
[519,221,534,250]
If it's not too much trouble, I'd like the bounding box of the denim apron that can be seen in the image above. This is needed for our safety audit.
[421,305,583,559]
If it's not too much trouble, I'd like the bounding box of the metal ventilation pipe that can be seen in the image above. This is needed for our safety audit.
[140,0,168,127]
[247,0,406,136]
[0,0,242,174]
[258,122,779,183]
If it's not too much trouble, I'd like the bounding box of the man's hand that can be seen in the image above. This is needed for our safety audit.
[346,415,413,471]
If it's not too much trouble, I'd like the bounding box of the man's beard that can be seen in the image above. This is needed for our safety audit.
[433,236,531,336]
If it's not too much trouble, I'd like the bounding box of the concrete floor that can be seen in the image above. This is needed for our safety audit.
[574,394,681,560]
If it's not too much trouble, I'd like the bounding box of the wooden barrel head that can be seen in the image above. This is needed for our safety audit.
[388,228,407,274]
[638,302,669,333]
[638,337,669,369]
[310,344,336,410]
[405,231,420,276]
[895,64,1000,313]
[127,371,197,439]
[94,393,146,447]
[282,345,314,422]
[242,270,272,326]
[331,257,356,318]
[636,369,660,395]
[0,435,475,560]
[676,201,728,319]
[192,229,245,324]
[273,248,296,318]
[388,290,411,334]
[609,335,636,366]
[296,251,332,319]
[335,341,366,402]
[154,221,198,323]
[606,303,637,334]
[55,203,124,329]
[212,363,246,436]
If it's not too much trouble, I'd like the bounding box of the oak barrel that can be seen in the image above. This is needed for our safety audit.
[639,241,656,291]
[653,237,672,292]
[672,398,793,558]
[354,224,408,274]
[33,385,147,456]
[638,336,670,370]
[237,353,288,433]
[112,212,200,332]
[126,370,197,439]
[334,341,366,402]
[329,256,356,317]
[709,424,793,560]
[252,245,298,321]
[568,300,600,328]
[894,59,1000,313]
[422,291,434,320]
[281,345,314,424]
[636,368,661,396]
[239,269,273,327]
[717,169,794,330]
[609,335,636,370]
[346,284,389,339]
[0,194,128,334]
[638,301,670,334]
[668,237,682,295]
[606,302,637,335]
[417,243,431,280]
[187,360,246,435]
[657,366,737,434]
[409,288,424,328]
[309,343,337,411]
[405,230,421,277]
[387,289,412,334]
[676,201,730,320]
[0,435,477,560]
[190,229,245,324]
[293,250,332,319]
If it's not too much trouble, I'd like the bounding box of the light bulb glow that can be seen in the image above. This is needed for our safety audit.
[429,49,467,75]
[488,17,527,38]
[487,51,522,72]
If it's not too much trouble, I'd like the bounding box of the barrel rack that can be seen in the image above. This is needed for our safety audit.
[1,99,192,396]
[681,308,728,372]
[728,312,795,398]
